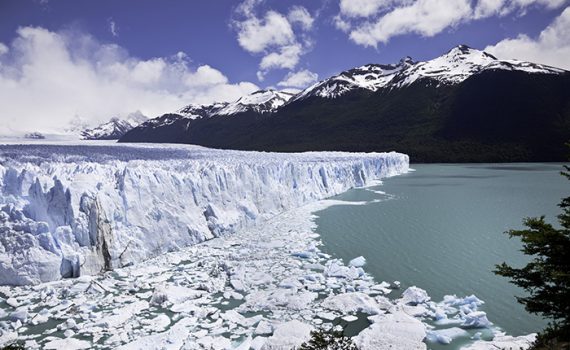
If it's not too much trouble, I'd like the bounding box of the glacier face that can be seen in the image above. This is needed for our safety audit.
[0,143,409,285]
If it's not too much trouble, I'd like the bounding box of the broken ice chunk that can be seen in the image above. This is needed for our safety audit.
[462,311,492,328]
[348,256,366,267]
[401,286,430,305]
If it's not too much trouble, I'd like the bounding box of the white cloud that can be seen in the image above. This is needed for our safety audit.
[184,64,229,87]
[235,0,263,17]
[349,0,472,47]
[339,0,406,18]
[484,7,570,69]
[474,0,512,17]
[288,6,314,30]
[277,69,319,88]
[474,0,566,18]
[235,11,295,54]
[335,0,568,47]
[130,59,166,84]
[259,44,303,71]
[256,71,265,81]
[0,26,258,135]
[333,15,352,32]
[108,18,118,37]
[233,1,315,80]
[0,43,8,56]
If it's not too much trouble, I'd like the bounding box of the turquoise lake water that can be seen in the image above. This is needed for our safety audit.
[315,163,567,343]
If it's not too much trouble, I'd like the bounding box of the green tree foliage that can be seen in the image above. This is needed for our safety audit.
[495,164,570,345]
[299,329,358,350]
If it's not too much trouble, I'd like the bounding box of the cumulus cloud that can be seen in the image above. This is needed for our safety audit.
[277,69,319,88]
[233,1,314,80]
[235,11,295,54]
[288,6,315,30]
[474,0,566,18]
[484,7,570,69]
[335,0,567,47]
[349,0,472,47]
[333,15,352,32]
[339,0,407,18]
[259,44,303,71]
[0,26,258,135]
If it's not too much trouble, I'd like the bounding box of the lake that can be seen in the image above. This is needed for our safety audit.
[315,163,567,345]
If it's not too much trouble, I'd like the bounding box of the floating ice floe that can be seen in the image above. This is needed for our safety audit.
[426,327,470,344]
[401,285,431,305]
[348,256,366,267]
[462,332,537,350]
[355,310,427,349]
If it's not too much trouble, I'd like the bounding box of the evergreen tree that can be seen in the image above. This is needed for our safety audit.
[495,164,570,345]
[299,328,358,350]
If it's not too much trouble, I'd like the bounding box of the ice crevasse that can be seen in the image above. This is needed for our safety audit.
[0,144,409,285]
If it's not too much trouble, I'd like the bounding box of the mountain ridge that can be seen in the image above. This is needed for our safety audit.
[120,45,570,162]
[81,112,148,140]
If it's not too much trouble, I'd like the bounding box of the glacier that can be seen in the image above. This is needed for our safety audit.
[0,142,409,285]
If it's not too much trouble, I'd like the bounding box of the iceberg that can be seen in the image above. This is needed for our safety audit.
[462,332,537,350]
[348,256,366,267]
[354,310,427,350]
[400,286,431,305]
[0,143,409,285]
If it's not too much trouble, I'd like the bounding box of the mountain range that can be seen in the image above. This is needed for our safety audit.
[119,45,570,162]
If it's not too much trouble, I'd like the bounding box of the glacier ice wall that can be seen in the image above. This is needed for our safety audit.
[0,144,409,285]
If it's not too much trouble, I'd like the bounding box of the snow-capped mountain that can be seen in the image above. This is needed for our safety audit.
[138,113,189,129]
[122,89,296,143]
[138,45,565,126]
[120,45,569,162]
[81,113,147,140]
[177,103,228,119]
[295,45,565,100]
[81,119,137,140]
[216,89,295,115]
[177,89,295,119]
[294,57,414,101]
[392,44,564,87]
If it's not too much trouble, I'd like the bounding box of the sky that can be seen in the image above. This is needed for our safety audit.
[0,0,568,135]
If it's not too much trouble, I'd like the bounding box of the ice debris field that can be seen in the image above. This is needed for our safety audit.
[0,143,535,349]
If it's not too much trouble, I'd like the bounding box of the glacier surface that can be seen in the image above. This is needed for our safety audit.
[0,142,409,285]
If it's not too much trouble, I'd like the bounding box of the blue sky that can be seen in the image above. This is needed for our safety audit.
[0,0,568,134]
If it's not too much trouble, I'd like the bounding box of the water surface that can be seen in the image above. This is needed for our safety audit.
[316,163,567,341]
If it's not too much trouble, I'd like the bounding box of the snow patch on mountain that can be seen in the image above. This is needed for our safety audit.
[217,89,295,115]
[294,58,413,101]
[176,89,295,120]
[177,103,227,119]
[0,143,408,285]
